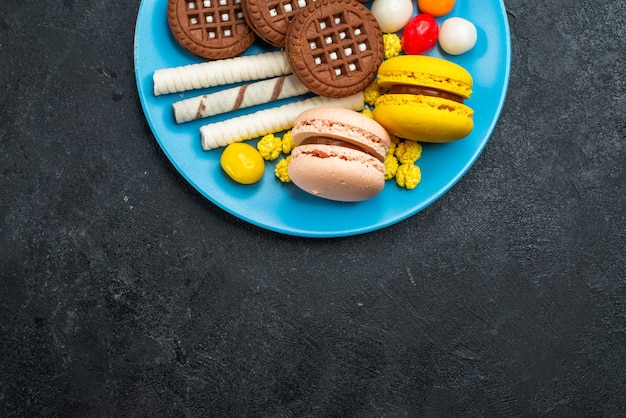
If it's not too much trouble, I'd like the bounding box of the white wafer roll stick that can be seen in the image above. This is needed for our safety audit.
[200,92,364,150]
[153,51,291,96]
[173,75,309,123]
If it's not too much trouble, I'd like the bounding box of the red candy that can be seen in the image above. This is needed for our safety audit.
[401,13,439,55]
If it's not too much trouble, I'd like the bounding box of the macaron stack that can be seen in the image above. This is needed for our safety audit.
[373,55,474,143]
[288,108,391,202]
[287,55,474,201]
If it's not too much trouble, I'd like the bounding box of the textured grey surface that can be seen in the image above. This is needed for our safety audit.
[1,0,625,416]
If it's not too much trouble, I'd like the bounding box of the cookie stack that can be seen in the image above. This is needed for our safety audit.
[167,0,256,59]
[167,0,384,98]
[284,0,384,98]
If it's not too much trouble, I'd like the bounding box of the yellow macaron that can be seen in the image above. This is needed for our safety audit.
[373,55,474,143]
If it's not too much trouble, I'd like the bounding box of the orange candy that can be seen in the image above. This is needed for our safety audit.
[417,0,456,17]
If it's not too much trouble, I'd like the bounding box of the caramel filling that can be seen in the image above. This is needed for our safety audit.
[299,137,365,153]
[390,85,464,103]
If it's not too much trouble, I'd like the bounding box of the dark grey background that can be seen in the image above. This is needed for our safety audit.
[1,0,624,416]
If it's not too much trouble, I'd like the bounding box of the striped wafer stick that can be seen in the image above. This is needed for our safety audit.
[153,51,291,96]
[173,75,309,123]
[200,92,365,150]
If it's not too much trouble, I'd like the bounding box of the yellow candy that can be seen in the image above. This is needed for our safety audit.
[220,143,265,184]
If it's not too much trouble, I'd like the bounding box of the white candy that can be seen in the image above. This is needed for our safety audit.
[370,0,413,33]
[438,17,478,55]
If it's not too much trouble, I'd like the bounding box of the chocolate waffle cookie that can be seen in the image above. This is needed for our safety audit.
[168,0,256,60]
[285,0,384,98]
[241,0,317,47]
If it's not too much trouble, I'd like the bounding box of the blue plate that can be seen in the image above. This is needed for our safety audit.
[134,0,511,238]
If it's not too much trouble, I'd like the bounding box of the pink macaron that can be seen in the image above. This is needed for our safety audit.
[288,107,391,202]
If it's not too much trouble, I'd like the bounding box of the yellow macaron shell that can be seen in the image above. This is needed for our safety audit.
[373,55,474,142]
[373,94,474,142]
[376,55,473,99]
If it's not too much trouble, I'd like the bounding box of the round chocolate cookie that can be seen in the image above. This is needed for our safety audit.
[168,0,256,60]
[285,0,384,98]
[241,0,317,48]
